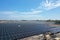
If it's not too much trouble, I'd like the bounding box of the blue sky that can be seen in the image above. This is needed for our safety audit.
[0,0,60,20]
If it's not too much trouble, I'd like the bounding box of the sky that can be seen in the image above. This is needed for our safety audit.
[0,0,60,20]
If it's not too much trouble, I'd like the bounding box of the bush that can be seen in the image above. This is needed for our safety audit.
[55,20,60,24]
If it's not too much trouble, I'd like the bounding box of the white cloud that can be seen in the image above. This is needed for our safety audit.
[7,14,41,20]
[0,10,42,20]
[0,11,16,15]
[20,10,42,15]
[41,0,60,10]
[0,9,42,15]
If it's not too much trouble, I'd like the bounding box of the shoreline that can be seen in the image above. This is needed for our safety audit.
[49,24,60,27]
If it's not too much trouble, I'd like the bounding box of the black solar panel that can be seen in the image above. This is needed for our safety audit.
[0,23,49,40]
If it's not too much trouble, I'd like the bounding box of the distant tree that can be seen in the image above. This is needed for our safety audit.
[21,20,27,21]
[55,20,60,24]
[46,19,51,22]
[36,20,40,21]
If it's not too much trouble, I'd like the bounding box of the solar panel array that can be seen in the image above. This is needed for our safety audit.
[0,23,49,40]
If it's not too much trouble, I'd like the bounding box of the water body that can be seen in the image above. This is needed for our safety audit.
[0,21,57,40]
